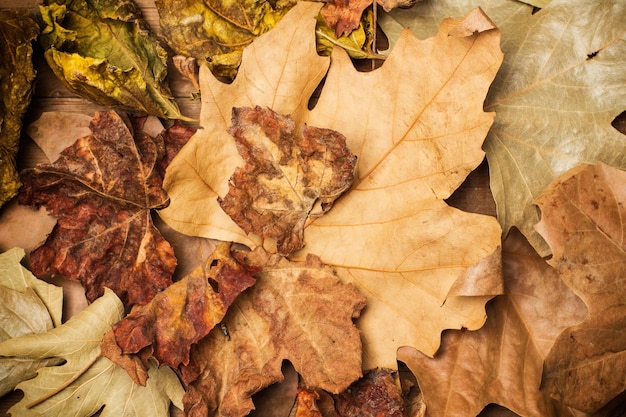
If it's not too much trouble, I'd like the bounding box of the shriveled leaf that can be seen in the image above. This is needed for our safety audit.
[333,368,404,417]
[0,247,64,397]
[319,0,372,37]
[398,229,587,417]
[102,242,256,382]
[219,106,356,255]
[381,0,626,255]
[39,0,188,120]
[536,163,626,413]
[182,247,366,417]
[0,289,184,417]
[0,9,38,208]
[19,111,176,306]
[154,0,375,79]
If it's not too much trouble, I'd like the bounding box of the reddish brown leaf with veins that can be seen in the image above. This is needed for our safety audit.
[181,247,366,417]
[333,368,404,417]
[18,111,179,305]
[219,106,356,255]
[102,242,257,384]
[536,163,626,413]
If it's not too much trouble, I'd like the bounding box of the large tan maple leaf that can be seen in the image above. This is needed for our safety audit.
[160,2,503,368]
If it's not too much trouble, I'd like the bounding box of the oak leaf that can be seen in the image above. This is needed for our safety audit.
[219,106,357,255]
[181,247,366,417]
[161,2,504,368]
[381,0,626,255]
[535,163,626,413]
[0,247,64,397]
[397,229,587,417]
[19,111,177,306]
[0,289,185,417]
[102,242,257,383]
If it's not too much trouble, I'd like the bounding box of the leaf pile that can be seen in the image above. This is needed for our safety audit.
[0,9,38,208]
[39,0,187,120]
[18,110,191,306]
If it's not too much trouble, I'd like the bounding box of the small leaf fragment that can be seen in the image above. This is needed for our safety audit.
[219,106,357,255]
[102,242,257,383]
[333,368,404,417]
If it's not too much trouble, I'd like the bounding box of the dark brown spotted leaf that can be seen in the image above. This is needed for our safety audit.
[333,368,404,417]
[19,111,177,306]
[219,106,357,255]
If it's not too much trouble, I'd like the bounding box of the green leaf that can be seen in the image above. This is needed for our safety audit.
[0,289,184,417]
[0,9,39,207]
[39,0,189,121]
[0,247,64,397]
[380,0,626,255]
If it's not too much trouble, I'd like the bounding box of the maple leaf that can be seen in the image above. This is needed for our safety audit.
[19,111,177,306]
[102,242,257,384]
[181,247,366,417]
[380,0,626,255]
[219,106,357,255]
[535,163,626,413]
[161,3,504,368]
[0,289,184,417]
[397,229,587,417]
[0,247,64,397]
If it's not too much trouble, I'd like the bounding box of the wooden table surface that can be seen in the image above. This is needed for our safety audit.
[0,0,496,415]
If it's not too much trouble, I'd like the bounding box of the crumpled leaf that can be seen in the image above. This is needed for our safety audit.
[219,106,356,255]
[293,388,323,417]
[39,0,188,120]
[398,228,587,417]
[381,0,626,255]
[102,242,257,384]
[161,3,504,367]
[0,288,184,417]
[333,368,404,417]
[181,247,366,417]
[0,247,64,397]
[0,9,38,208]
[19,111,177,306]
[154,0,376,79]
[535,163,626,413]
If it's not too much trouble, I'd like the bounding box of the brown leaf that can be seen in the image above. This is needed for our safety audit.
[398,229,587,417]
[182,248,366,417]
[102,242,257,384]
[535,163,626,413]
[333,368,404,417]
[293,388,323,417]
[18,111,176,305]
[219,106,356,255]
[319,0,372,37]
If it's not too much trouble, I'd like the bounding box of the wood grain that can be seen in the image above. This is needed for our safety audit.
[0,0,496,415]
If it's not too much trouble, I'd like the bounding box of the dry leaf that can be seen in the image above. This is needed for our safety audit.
[381,0,626,255]
[293,388,323,417]
[398,229,587,417]
[181,247,366,417]
[219,106,356,255]
[0,247,64,397]
[19,111,176,305]
[102,242,257,384]
[161,3,504,367]
[333,368,404,417]
[0,289,185,417]
[535,163,626,413]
